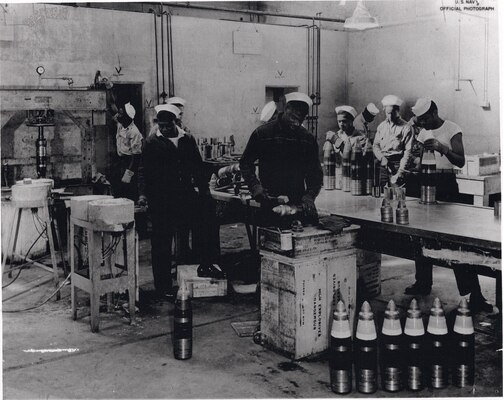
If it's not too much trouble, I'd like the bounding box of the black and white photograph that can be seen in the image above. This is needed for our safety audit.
[0,0,501,398]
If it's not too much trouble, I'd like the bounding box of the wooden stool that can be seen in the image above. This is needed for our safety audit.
[2,197,60,298]
[70,217,136,332]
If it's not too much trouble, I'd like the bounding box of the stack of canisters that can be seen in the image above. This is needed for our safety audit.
[329,298,475,395]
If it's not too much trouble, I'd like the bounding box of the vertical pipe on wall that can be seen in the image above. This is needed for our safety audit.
[167,12,175,97]
[152,9,160,104]
[160,7,166,103]
[483,18,489,106]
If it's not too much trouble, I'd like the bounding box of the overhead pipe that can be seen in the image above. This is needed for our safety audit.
[165,2,345,24]
[62,2,345,25]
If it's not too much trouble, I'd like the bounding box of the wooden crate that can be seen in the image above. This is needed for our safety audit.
[259,225,359,258]
[260,249,356,360]
[176,265,227,298]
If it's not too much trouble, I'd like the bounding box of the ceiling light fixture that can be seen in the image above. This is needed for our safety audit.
[344,1,379,30]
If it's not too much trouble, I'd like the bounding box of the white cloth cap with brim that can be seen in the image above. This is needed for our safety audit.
[154,104,181,119]
[167,97,187,107]
[381,95,403,107]
[285,92,313,108]
[366,102,379,116]
[411,98,433,117]
[125,102,136,119]
[335,105,357,119]
[260,101,277,122]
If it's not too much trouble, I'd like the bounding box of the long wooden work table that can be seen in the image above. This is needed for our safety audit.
[212,188,502,310]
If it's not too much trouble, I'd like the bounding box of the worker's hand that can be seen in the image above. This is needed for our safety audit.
[423,138,447,155]
[326,130,337,144]
[137,195,148,208]
[277,195,290,205]
[121,169,134,183]
[301,195,318,221]
[251,185,272,207]
[381,157,388,167]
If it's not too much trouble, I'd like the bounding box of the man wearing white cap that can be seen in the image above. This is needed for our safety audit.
[111,101,143,201]
[332,105,368,155]
[353,102,379,142]
[373,95,413,187]
[138,104,223,300]
[167,96,190,133]
[404,98,492,313]
[240,92,323,226]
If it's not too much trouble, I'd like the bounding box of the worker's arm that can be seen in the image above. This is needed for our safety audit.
[398,125,413,175]
[372,127,386,165]
[423,133,465,168]
[302,139,323,219]
[187,134,210,195]
[239,130,267,202]
[137,143,148,206]
[304,139,323,201]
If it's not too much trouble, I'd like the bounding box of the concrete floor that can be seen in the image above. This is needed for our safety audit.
[2,223,502,399]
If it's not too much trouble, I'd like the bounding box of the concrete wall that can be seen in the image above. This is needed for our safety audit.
[346,0,499,155]
[0,3,347,174]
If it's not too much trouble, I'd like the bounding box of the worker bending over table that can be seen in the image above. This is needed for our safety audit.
[239,92,323,229]
[138,104,223,300]
[405,98,493,313]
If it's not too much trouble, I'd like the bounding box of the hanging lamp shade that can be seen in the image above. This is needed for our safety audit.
[344,1,379,30]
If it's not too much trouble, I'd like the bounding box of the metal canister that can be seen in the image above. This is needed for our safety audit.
[335,153,343,190]
[342,142,352,192]
[420,150,436,204]
[173,285,192,360]
[396,200,409,225]
[364,144,374,195]
[323,141,336,190]
[381,198,393,223]
[351,141,364,196]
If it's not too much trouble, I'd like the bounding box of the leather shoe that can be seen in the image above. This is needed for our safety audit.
[160,286,179,303]
[404,282,432,296]
[469,293,493,313]
[197,264,226,279]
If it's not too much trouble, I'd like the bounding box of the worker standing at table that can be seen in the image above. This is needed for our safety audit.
[353,102,380,142]
[404,98,493,313]
[373,95,413,187]
[239,92,323,227]
[332,105,368,154]
[138,104,223,300]
[111,101,143,201]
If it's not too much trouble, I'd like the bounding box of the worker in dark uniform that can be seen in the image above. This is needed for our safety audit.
[239,92,323,228]
[404,98,493,313]
[138,104,223,299]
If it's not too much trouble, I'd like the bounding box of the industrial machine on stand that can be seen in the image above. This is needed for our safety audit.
[1,87,107,301]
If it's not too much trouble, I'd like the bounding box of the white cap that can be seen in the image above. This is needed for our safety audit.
[125,102,136,119]
[167,97,187,107]
[260,101,277,122]
[335,105,357,119]
[285,92,313,107]
[411,98,433,117]
[381,95,403,107]
[154,104,181,118]
[366,103,379,116]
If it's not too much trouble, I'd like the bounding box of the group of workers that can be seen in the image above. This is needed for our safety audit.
[105,89,493,313]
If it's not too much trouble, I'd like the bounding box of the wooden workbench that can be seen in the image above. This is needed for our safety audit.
[316,189,501,309]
